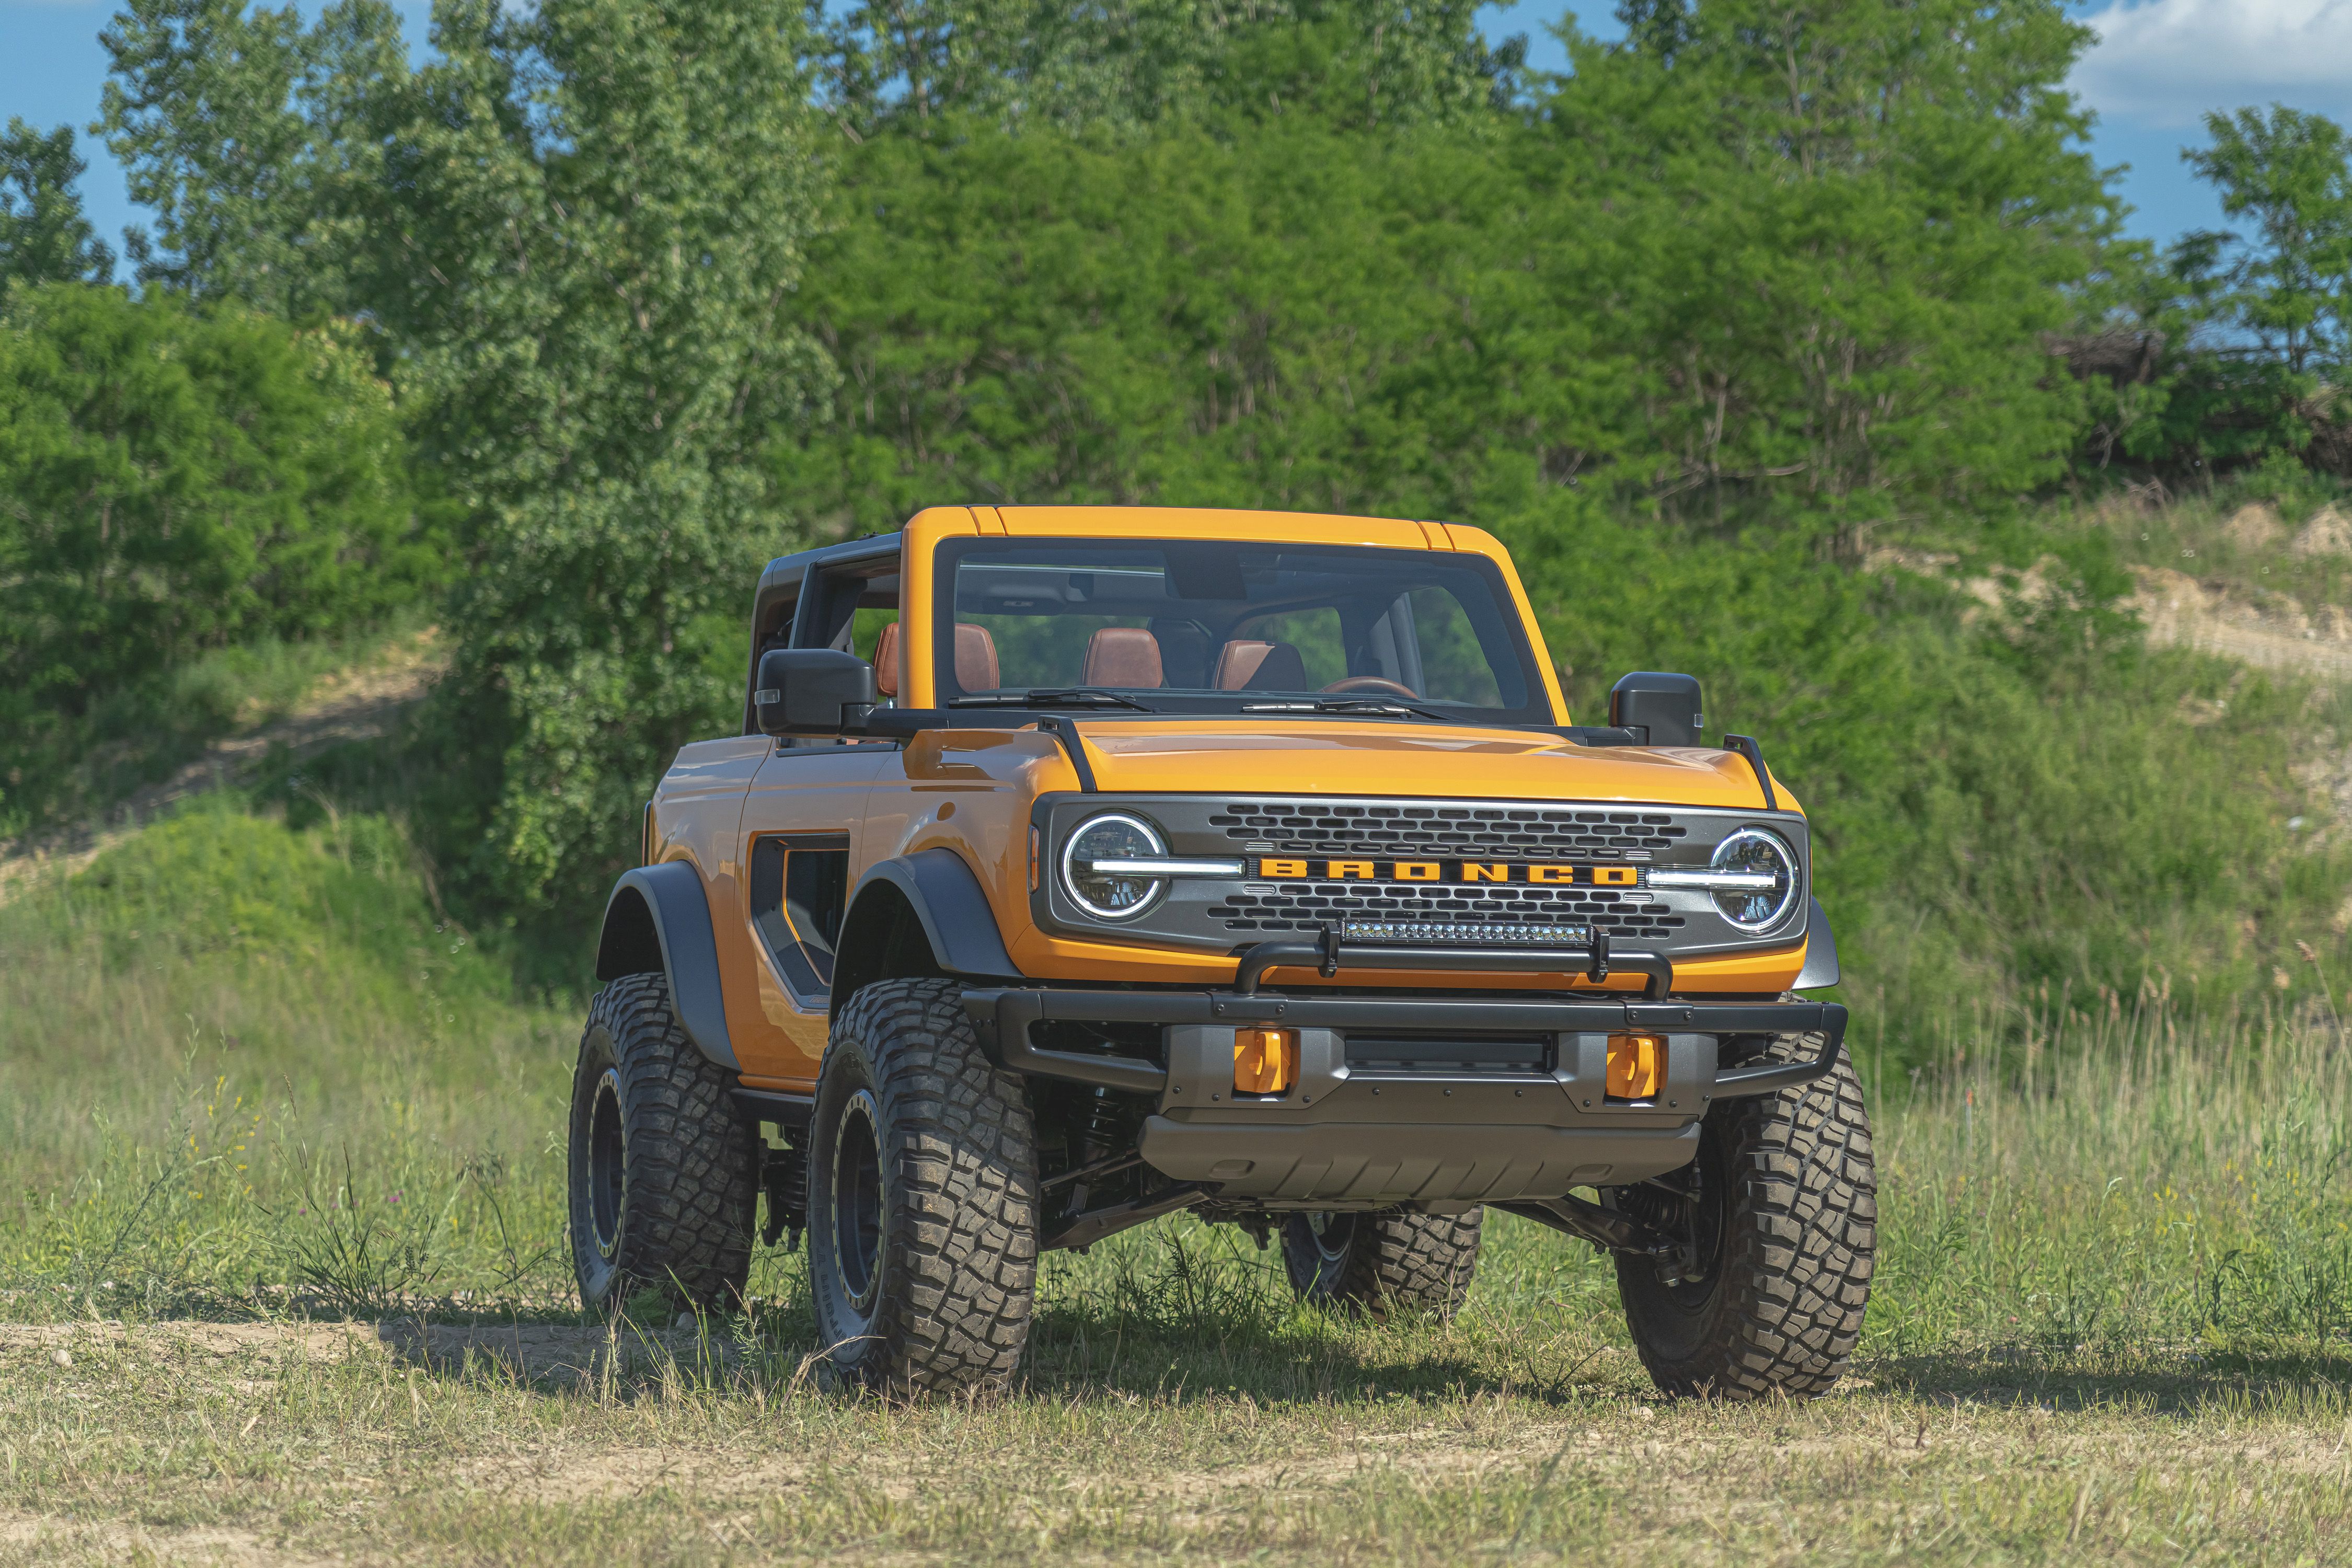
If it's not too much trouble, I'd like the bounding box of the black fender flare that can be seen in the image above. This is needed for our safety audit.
[1792,896,1840,991]
[831,848,1023,1016]
[593,862,738,1070]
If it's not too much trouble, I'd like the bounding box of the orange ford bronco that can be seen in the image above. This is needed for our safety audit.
[570,506,1871,1398]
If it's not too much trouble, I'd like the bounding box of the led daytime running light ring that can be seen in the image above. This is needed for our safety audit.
[1059,812,1170,920]
[1709,827,1798,931]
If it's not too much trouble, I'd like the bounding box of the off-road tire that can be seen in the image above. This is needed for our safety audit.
[567,974,757,1314]
[1281,1207,1483,1318]
[1615,1033,1875,1400]
[808,978,1039,1395]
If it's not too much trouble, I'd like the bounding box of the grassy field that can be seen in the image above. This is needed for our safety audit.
[4,808,2351,1563]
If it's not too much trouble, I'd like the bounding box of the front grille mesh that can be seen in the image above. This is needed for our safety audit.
[1207,881,1686,941]
[1212,801,1688,859]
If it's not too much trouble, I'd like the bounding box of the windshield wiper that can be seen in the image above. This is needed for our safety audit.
[1241,696,1461,723]
[948,688,1156,711]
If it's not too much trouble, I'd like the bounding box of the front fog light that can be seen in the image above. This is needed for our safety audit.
[1233,1028,1299,1094]
[1607,1033,1664,1100]
[1710,828,1797,930]
[1060,813,1168,919]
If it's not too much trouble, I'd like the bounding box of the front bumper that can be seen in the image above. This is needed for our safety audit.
[960,984,1846,1205]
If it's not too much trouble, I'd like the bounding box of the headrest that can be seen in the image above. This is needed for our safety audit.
[955,622,999,693]
[1213,639,1307,691]
[1080,627,1164,688]
[872,619,902,698]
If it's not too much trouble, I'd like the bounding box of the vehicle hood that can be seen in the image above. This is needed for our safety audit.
[1067,720,1797,813]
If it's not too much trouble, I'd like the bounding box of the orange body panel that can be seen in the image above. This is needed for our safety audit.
[649,505,1818,1090]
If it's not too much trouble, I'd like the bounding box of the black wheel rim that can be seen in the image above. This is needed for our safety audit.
[831,1088,885,1315]
[1306,1211,1355,1267]
[588,1067,626,1261]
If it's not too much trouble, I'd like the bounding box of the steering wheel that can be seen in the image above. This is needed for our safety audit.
[1321,676,1420,698]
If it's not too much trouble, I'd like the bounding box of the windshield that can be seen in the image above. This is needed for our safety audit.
[933,538,1549,722]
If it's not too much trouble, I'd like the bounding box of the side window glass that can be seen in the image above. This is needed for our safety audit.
[748,834,848,1001]
[784,556,902,746]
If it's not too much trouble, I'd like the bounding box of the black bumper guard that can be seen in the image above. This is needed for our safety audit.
[964,936,1844,1102]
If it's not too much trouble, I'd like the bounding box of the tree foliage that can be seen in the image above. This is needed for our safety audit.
[2183,106,2352,377]
[0,283,431,814]
[788,0,2112,548]
[1,122,116,291]
[812,0,1523,136]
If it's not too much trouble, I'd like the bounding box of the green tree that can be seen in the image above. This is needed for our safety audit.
[0,122,116,290]
[361,0,834,918]
[98,0,837,919]
[2182,105,2352,375]
[96,0,405,314]
[1550,0,2112,543]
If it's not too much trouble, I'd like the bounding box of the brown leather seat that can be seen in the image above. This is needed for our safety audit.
[1079,627,1163,688]
[1213,639,1308,691]
[871,619,1000,695]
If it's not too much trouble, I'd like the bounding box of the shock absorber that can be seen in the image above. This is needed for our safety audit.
[1082,1086,1129,1163]
[760,1142,807,1251]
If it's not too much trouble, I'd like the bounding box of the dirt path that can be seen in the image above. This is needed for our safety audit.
[0,627,444,903]
[2132,565,2352,680]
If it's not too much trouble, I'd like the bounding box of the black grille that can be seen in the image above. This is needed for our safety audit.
[1207,880,1686,941]
[1210,801,1688,859]
[1345,1032,1553,1075]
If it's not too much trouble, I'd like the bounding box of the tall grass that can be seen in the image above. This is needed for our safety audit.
[0,798,572,1318]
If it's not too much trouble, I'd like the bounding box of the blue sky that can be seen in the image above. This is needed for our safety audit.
[6,0,2351,260]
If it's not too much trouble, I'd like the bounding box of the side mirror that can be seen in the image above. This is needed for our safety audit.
[1607,672,1703,746]
[754,648,878,736]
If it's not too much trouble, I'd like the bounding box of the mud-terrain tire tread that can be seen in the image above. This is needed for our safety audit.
[1283,1208,1484,1319]
[568,973,756,1311]
[1617,1032,1875,1401]
[812,977,1038,1396]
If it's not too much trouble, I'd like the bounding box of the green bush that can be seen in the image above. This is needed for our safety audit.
[0,283,440,833]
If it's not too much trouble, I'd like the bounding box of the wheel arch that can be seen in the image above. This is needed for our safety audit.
[1792,897,1840,990]
[831,848,1023,1019]
[593,861,739,1070]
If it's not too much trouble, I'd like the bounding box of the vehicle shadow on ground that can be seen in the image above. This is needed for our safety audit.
[1862,1344,2352,1415]
[362,1305,1598,1408]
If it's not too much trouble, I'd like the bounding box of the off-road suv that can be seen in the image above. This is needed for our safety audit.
[569,506,1871,1399]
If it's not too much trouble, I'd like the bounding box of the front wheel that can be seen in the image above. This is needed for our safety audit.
[1281,1207,1482,1318]
[807,978,1040,1394]
[1614,1035,1876,1400]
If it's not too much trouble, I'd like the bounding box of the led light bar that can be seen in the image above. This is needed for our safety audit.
[1646,869,1782,891]
[1083,857,1247,877]
[1341,919,1595,948]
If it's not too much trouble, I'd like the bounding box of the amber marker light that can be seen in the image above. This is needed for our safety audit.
[1029,825,1041,891]
[1606,1034,1665,1100]
[1233,1028,1299,1095]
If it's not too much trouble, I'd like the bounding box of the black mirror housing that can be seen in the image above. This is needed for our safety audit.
[1607,672,1704,746]
[754,648,878,736]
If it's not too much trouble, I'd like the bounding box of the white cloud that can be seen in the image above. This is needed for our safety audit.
[2073,0,2352,128]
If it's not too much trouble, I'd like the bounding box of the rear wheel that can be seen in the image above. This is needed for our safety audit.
[1281,1207,1482,1318]
[567,974,756,1315]
[1615,1035,1875,1399]
[807,978,1039,1394]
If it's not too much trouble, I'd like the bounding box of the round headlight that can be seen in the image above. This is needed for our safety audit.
[1060,813,1168,920]
[1711,828,1798,930]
